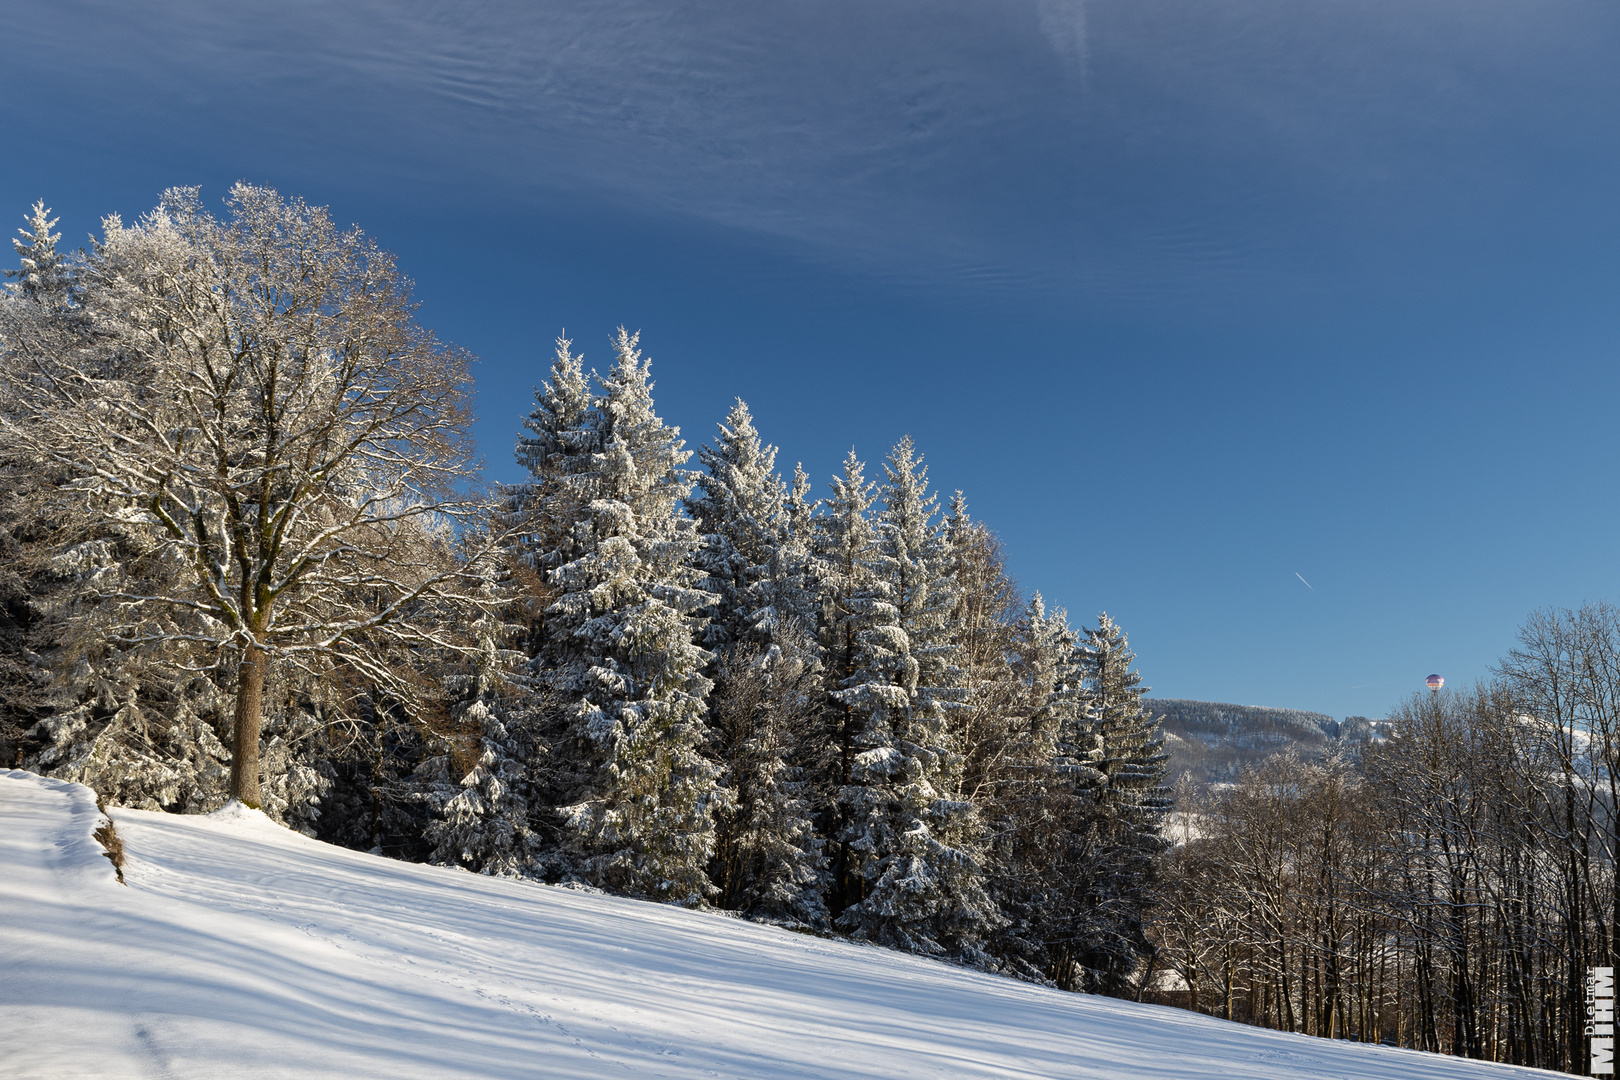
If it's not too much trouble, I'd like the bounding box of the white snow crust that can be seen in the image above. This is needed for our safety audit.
[0,768,1568,1079]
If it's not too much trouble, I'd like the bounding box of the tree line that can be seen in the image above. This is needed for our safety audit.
[0,185,1170,993]
[1149,603,1620,1073]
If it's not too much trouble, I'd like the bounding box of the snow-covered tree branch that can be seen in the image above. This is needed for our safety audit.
[0,185,499,806]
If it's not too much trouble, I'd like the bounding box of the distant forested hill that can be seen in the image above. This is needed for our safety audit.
[1144,698,1387,790]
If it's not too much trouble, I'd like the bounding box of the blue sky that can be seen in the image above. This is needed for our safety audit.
[6,0,1620,718]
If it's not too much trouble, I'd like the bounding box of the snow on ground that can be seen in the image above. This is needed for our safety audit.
[0,769,1569,1079]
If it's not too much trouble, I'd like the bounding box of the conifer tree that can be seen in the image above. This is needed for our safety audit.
[707,640,829,926]
[512,335,599,592]
[832,437,998,961]
[515,336,615,822]
[1080,612,1170,852]
[688,399,789,650]
[769,462,821,646]
[420,617,543,877]
[1,202,77,764]
[535,329,721,905]
[811,450,882,910]
[5,201,72,310]
[688,400,827,921]
[785,464,815,546]
[983,591,1080,980]
[1066,611,1171,991]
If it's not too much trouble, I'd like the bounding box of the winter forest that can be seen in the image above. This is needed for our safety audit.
[2,186,1615,1075]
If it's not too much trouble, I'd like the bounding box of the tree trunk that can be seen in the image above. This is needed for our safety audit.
[230,642,268,806]
[1187,945,1199,1015]
[1224,946,1235,1021]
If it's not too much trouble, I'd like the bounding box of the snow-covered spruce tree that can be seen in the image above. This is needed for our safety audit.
[418,614,545,876]
[688,399,786,650]
[1061,611,1171,993]
[1080,611,1170,865]
[516,335,597,495]
[775,462,821,648]
[707,640,829,925]
[0,202,76,766]
[810,449,881,911]
[510,334,599,602]
[687,404,820,655]
[996,592,1128,986]
[786,464,815,546]
[5,201,74,311]
[832,437,998,962]
[503,336,601,814]
[0,185,498,810]
[687,400,828,923]
[409,338,598,874]
[939,495,1073,983]
[534,329,722,905]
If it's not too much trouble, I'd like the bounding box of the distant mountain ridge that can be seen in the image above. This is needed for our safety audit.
[1144,698,1387,791]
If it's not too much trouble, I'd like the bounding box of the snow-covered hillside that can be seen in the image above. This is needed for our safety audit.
[0,769,1565,1080]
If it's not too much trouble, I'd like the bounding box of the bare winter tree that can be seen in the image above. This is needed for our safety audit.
[1149,662,1610,1071]
[1497,603,1620,1065]
[0,185,498,806]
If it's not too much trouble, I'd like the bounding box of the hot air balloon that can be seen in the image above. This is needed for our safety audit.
[1426,674,1444,691]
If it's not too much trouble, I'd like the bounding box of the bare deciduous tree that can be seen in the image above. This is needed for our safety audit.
[0,184,497,806]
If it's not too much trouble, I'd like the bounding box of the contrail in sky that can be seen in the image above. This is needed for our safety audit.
[1295,572,1314,591]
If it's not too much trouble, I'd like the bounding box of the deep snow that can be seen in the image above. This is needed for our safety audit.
[0,769,1570,1079]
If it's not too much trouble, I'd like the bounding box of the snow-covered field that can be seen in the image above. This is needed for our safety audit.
[0,770,1569,1079]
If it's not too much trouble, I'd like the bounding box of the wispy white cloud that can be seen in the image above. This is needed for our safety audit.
[5,0,1614,304]
[1035,0,1089,77]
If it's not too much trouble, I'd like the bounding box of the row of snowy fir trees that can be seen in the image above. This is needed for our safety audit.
[0,189,1170,994]
[431,330,1172,988]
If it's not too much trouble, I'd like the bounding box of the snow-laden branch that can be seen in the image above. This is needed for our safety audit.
[0,183,509,804]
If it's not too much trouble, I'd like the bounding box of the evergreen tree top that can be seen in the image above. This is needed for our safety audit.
[820,450,877,559]
[786,463,815,539]
[880,436,938,529]
[690,398,784,534]
[877,437,954,640]
[516,334,597,477]
[6,201,71,306]
[686,397,795,649]
[1083,613,1153,731]
[598,327,694,529]
[946,490,970,537]
[710,399,775,478]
